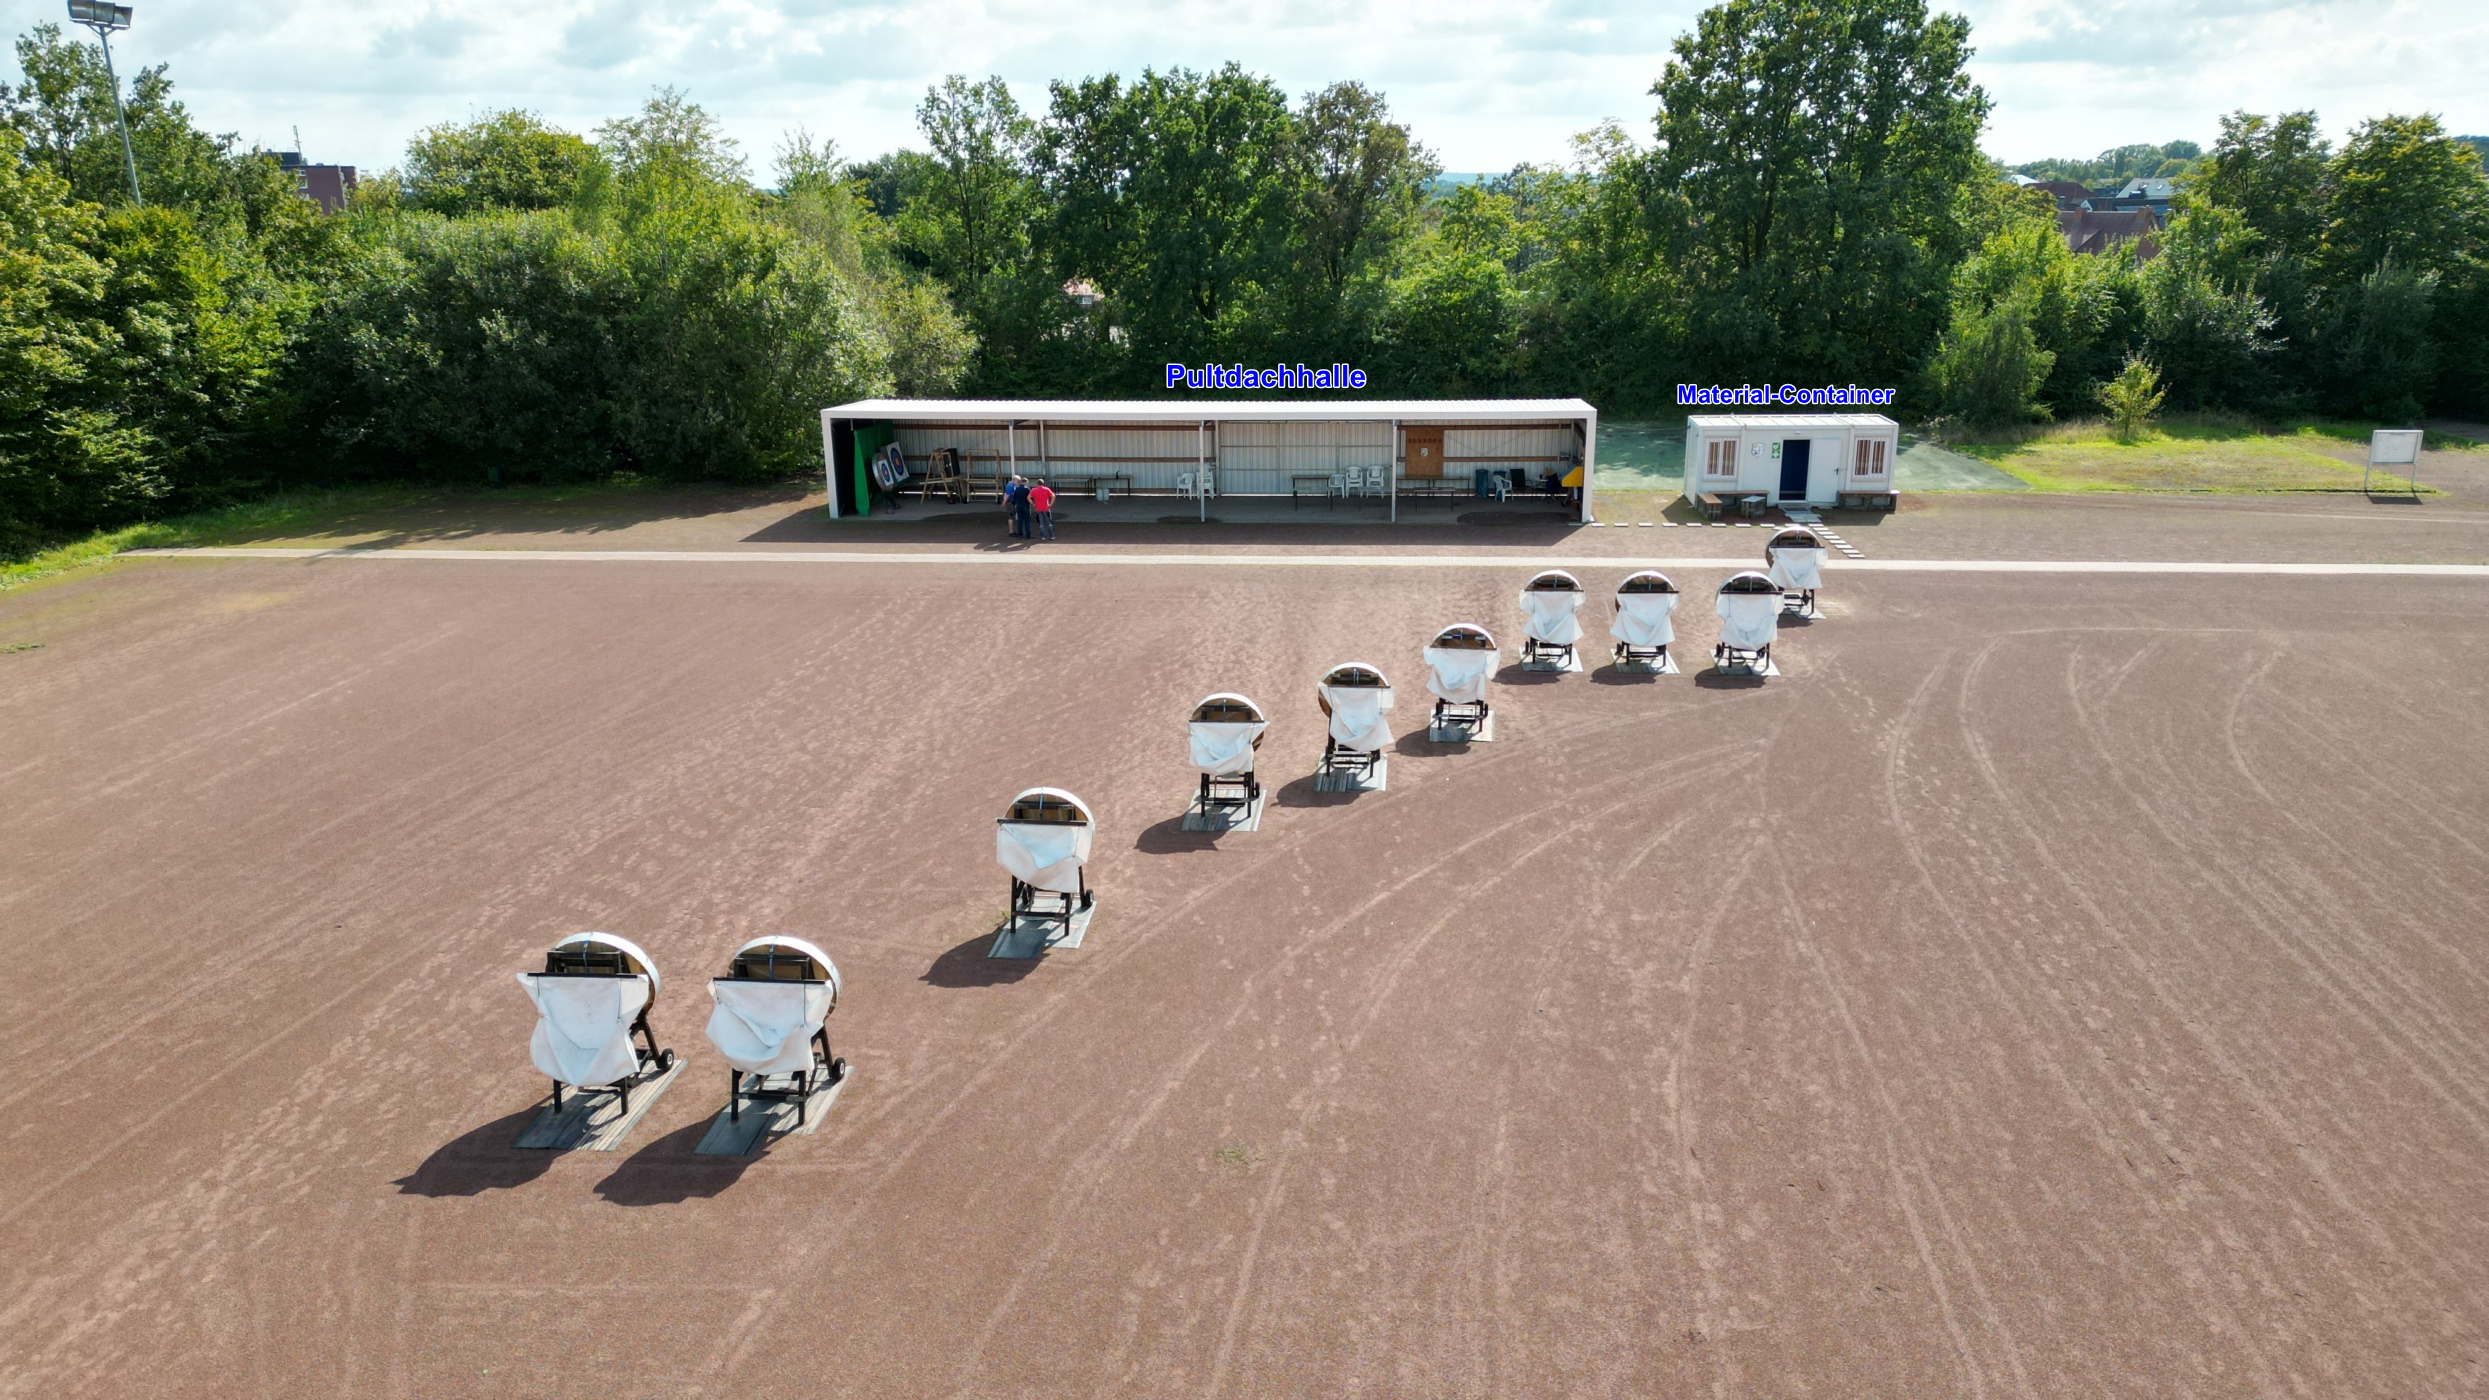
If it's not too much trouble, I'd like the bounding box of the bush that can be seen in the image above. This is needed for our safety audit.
[2142,264,2277,411]
[2320,261,2437,421]
[284,183,895,486]
[1924,298,2054,428]
[2094,356,2167,438]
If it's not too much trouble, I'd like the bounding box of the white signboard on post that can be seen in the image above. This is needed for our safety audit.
[2366,429,2423,496]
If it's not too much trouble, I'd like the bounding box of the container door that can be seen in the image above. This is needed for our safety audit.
[1778,438,1811,499]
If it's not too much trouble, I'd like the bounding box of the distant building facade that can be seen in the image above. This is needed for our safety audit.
[278,152,358,214]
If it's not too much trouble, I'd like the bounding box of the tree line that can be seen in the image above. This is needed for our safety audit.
[6,0,2487,557]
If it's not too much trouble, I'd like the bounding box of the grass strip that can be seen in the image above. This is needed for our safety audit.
[1943,417,2475,495]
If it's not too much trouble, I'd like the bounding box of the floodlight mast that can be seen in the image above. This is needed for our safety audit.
[66,1,142,207]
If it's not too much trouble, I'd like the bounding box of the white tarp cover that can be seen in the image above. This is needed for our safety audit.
[1769,547,1826,591]
[1611,591,1679,648]
[1189,721,1266,775]
[1424,644,1498,704]
[518,973,651,1088]
[997,819,1093,893]
[1519,588,1585,647]
[1716,588,1780,652]
[1321,681,1396,753]
[706,979,834,1076]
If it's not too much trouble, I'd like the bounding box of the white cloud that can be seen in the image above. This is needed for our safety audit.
[3,0,2480,175]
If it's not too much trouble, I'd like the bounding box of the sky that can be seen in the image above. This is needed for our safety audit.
[5,0,2484,177]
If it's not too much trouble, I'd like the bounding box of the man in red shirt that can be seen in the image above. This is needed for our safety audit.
[1029,479,1057,540]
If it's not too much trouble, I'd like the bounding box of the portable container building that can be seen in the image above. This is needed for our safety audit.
[821,398,1599,522]
[1682,414,1899,510]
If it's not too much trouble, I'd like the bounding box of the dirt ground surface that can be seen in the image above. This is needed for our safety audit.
[135,441,2489,568]
[5,544,2489,1398]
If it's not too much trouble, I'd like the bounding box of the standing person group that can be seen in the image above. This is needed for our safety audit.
[1003,474,1058,541]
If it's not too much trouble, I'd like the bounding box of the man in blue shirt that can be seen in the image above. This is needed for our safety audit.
[1003,474,1030,538]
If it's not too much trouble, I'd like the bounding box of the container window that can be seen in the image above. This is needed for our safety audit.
[1704,439,1740,478]
[1853,438,1888,478]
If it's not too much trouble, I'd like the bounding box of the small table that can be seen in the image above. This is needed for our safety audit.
[1293,474,1337,507]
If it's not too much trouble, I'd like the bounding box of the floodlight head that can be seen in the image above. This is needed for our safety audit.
[68,0,132,32]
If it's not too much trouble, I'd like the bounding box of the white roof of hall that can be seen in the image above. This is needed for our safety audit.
[1686,414,1897,430]
[826,398,1596,423]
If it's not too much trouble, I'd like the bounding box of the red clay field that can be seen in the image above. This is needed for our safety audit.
[5,552,2489,1397]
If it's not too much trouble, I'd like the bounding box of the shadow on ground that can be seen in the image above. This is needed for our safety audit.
[922,930,1039,988]
[1273,773,1361,808]
[1693,669,1769,690]
[1589,663,1663,686]
[391,1106,564,1197]
[1494,663,1569,686]
[593,1118,760,1206]
[1133,814,1222,855]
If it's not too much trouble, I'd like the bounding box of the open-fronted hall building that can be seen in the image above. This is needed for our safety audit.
[820,399,1601,522]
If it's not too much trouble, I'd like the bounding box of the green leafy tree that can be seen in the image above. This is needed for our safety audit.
[1944,211,2141,416]
[1036,65,1299,367]
[903,77,1037,299]
[403,110,606,216]
[4,24,310,239]
[1650,0,1991,388]
[1924,296,2053,427]
[2094,355,2165,438]
[2195,112,2329,260]
[2317,114,2489,284]
[1282,79,1435,351]
[2320,262,2438,420]
[1503,126,1689,407]
[2140,259,2276,410]
[595,87,749,190]
[2009,141,2201,185]
[1377,185,1521,392]
[0,127,146,552]
[849,150,933,221]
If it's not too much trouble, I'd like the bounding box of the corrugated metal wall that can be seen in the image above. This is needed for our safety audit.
[891,422,1209,490]
[1445,426,1579,483]
[882,417,1581,495]
[1215,420,1393,495]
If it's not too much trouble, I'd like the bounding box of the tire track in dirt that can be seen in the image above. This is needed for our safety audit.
[927,747,1754,1398]
[1193,764,1756,1399]
[694,702,1744,1393]
[1967,634,2469,1357]
[1876,654,2287,1391]
[2057,640,2489,1144]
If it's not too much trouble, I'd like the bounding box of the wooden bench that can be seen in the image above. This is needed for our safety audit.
[1837,491,1897,512]
[1697,493,1724,521]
